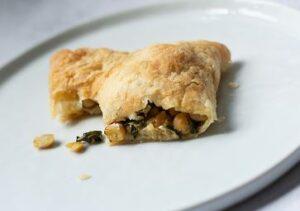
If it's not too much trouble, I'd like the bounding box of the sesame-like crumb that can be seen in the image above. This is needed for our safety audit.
[79,174,91,181]
[228,81,239,89]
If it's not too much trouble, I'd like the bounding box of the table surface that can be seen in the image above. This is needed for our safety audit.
[1,0,300,210]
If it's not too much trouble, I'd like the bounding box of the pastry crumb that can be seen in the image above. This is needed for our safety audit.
[65,142,85,153]
[33,134,55,149]
[79,174,91,181]
[217,116,226,122]
[227,81,239,89]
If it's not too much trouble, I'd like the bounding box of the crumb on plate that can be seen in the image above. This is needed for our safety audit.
[227,81,239,89]
[65,142,85,153]
[33,134,55,149]
[79,174,91,181]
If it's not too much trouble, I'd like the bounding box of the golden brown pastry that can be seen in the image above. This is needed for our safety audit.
[49,40,231,145]
[98,41,230,144]
[49,48,128,121]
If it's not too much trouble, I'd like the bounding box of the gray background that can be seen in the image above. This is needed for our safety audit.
[1,0,300,210]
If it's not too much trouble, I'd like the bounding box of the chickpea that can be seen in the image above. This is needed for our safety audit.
[190,114,207,122]
[150,111,171,128]
[82,99,101,114]
[82,99,97,108]
[104,123,127,144]
[173,113,191,135]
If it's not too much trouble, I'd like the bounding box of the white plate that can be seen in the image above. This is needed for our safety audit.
[1,0,300,210]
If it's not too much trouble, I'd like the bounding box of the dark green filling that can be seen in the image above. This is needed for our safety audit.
[76,130,104,144]
[120,103,202,139]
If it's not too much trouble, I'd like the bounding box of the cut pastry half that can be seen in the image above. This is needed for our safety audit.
[97,41,231,145]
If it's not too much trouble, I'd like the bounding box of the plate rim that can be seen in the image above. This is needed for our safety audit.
[1,0,300,210]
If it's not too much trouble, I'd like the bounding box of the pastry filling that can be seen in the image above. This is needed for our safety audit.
[104,103,207,144]
[82,99,101,115]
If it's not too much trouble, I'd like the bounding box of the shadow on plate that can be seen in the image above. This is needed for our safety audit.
[202,61,243,137]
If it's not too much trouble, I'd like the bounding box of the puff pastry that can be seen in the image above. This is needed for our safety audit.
[49,41,231,145]
[49,48,128,121]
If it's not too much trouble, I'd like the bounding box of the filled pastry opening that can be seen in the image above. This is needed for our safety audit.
[81,99,101,115]
[104,103,207,144]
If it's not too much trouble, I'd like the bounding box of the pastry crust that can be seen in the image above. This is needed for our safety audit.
[98,41,230,143]
[49,40,231,144]
[49,48,128,121]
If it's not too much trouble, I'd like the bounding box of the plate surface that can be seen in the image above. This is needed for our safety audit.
[1,0,300,210]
